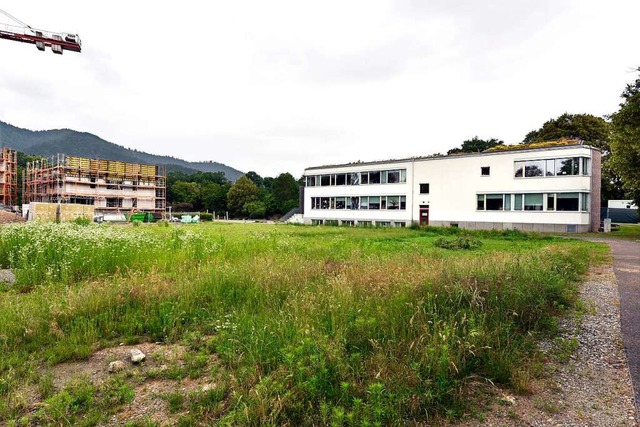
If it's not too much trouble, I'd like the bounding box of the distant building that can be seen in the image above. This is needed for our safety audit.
[23,153,166,215]
[301,141,601,233]
[0,147,18,208]
[607,200,637,210]
[604,200,639,224]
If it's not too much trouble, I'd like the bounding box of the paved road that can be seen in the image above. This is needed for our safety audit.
[609,239,640,423]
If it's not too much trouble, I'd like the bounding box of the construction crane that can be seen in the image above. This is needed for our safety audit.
[0,8,80,54]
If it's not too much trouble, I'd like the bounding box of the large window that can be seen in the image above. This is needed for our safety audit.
[419,183,430,194]
[310,195,406,211]
[524,194,543,211]
[305,168,407,186]
[556,193,579,211]
[514,157,589,178]
[478,192,589,212]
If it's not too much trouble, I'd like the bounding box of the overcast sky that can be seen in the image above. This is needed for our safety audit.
[0,1,638,177]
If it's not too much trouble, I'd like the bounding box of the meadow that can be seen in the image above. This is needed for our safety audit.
[0,222,605,426]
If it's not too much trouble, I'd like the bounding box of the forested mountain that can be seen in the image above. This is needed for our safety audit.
[0,120,243,180]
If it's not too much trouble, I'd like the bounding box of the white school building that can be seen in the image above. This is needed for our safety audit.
[301,142,601,233]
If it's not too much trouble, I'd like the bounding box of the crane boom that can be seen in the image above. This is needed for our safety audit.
[0,9,81,54]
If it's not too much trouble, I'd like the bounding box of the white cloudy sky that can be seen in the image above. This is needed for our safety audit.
[0,1,638,177]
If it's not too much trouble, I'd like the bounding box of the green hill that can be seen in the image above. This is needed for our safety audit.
[0,120,243,180]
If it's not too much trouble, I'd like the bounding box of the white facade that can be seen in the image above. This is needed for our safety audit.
[302,144,601,233]
[608,200,637,210]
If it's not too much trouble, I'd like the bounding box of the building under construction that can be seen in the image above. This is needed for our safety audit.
[0,147,18,208]
[23,154,166,215]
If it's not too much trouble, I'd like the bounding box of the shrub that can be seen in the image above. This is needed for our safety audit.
[199,212,213,222]
[434,236,483,250]
[72,217,92,226]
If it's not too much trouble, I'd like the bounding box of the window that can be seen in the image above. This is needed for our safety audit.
[477,194,485,210]
[335,197,346,209]
[387,170,400,183]
[486,194,503,210]
[481,166,490,176]
[524,194,543,211]
[312,219,323,225]
[306,176,317,187]
[514,194,523,210]
[504,194,511,210]
[360,196,369,209]
[581,158,590,175]
[547,194,555,211]
[381,171,388,184]
[400,170,407,183]
[581,193,589,211]
[336,174,346,186]
[369,196,380,210]
[556,193,579,211]
[400,196,406,210]
[376,221,391,227]
[420,183,430,194]
[387,196,400,210]
[514,161,524,178]
[545,159,555,176]
[341,220,354,227]
[357,221,372,227]
[369,171,381,184]
[361,173,369,184]
[349,197,359,210]
[394,222,406,227]
[525,160,545,177]
[515,157,584,178]
[320,175,330,186]
[555,158,578,176]
[350,173,360,185]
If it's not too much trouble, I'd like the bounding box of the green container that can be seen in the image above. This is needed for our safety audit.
[129,212,155,223]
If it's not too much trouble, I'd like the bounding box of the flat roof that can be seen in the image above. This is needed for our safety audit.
[304,143,598,172]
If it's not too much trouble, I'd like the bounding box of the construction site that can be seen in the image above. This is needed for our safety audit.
[0,147,18,208]
[22,154,166,219]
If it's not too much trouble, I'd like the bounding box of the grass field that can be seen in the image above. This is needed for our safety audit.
[0,222,607,426]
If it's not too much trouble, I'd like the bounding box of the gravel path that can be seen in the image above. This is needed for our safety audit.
[456,264,638,426]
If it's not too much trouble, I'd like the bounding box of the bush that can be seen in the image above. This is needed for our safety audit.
[434,236,483,250]
[199,213,213,222]
[72,217,91,226]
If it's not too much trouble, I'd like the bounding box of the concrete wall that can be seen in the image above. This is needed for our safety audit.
[28,202,95,222]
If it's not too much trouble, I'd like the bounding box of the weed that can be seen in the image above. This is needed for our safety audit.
[0,223,603,424]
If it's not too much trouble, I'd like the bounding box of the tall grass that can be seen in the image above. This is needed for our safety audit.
[0,222,604,425]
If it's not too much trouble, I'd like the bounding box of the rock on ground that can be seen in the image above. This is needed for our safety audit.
[0,269,16,286]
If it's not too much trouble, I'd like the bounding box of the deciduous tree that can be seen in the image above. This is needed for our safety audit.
[610,68,640,210]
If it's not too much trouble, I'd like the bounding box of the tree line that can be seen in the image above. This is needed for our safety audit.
[168,170,300,219]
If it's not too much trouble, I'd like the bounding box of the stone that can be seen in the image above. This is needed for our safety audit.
[130,348,146,363]
[0,269,16,286]
[108,360,126,373]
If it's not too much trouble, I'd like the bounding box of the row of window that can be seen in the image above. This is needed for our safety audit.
[306,169,407,187]
[477,193,590,212]
[514,157,589,178]
[311,219,407,227]
[311,195,407,210]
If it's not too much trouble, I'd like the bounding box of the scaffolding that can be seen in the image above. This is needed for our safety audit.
[23,154,166,214]
[0,147,18,207]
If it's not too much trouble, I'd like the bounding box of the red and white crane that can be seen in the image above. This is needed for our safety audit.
[0,8,81,54]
